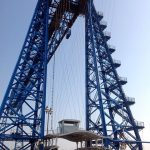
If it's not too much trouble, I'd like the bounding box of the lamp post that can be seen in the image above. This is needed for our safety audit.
[45,106,53,135]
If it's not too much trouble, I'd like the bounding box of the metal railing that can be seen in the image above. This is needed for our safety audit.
[113,59,121,65]
[97,11,103,17]
[100,21,107,25]
[104,31,111,37]
[125,96,135,103]
[135,121,144,128]
[108,44,115,49]
[119,76,127,82]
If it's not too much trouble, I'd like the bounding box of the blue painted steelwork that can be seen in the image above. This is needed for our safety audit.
[0,0,144,149]
[85,0,144,149]
[0,0,85,149]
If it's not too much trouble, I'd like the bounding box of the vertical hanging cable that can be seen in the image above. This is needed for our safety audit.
[51,54,55,130]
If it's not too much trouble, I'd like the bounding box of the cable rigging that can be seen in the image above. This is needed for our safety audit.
[51,54,55,131]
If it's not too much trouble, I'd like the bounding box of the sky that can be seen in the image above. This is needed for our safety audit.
[0,0,150,149]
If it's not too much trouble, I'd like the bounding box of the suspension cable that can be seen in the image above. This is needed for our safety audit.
[51,54,55,130]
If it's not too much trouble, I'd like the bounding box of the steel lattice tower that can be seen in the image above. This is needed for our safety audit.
[0,0,144,149]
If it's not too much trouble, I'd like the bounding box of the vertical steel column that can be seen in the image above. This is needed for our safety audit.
[85,0,143,149]
[85,0,108,147]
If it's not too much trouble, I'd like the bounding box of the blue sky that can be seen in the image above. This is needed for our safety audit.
[0,0,150,149]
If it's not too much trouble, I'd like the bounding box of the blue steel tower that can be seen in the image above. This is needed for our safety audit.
[85,0,144,150]
[0,0,144,149]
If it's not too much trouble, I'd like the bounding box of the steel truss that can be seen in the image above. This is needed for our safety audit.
[0,0,85,149]
[0,0,144,149]
[85,0,144,149]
